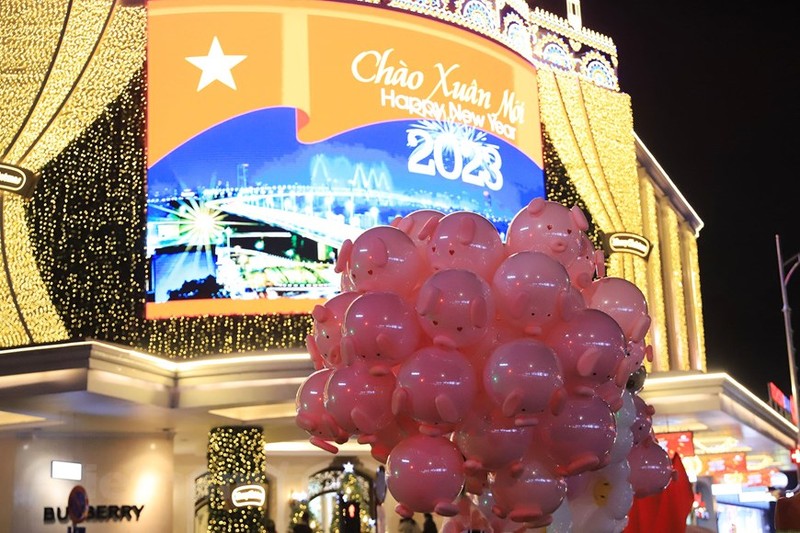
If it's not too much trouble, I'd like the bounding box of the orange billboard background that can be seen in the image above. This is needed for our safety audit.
[147,0,542,168]
[146,0,543,318]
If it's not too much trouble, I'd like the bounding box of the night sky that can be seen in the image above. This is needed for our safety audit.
[534,0,800,399]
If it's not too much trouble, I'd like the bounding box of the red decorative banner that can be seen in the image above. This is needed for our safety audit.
[697,452,748,484]
[656,431,695,457]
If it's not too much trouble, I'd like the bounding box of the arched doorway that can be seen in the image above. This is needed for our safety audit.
[303,457,376,533]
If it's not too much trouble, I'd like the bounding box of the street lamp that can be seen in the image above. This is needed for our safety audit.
[776,234,800,489]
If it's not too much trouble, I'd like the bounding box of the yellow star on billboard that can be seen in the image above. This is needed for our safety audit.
[186,36,246,91]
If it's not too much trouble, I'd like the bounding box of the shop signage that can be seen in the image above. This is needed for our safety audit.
[231,484,266,507]
[222,482,268,510]
[44,505,145,522]
[602,231,651,259]
[44,484,145,526]
[0,162,38,198]
[768,381,797,424]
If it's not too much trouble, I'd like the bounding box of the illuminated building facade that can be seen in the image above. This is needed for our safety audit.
[0,0,792,531]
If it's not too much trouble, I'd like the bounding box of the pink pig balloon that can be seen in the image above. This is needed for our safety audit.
[505,198,589,268]
[295,368,349,453]
[473,488,528,533]
[441,495,493,533]
[482,338,565,426]
[567,233,605,289]
[307,291,360,369]
[427,211,506,283]
[391,209,445,249]
[606,341,652,405]
[582,276,651,343]
[492,252,582,338]
[463,468,491,497]
[336,225,425,298]
[535,394,617,476]
[393,346,478,435]
[452,400,534,472]
[491,448,567,524]
[630,394,656,445]
[622,339,653,379]
[341,291,421,375]
[386,434,465,517]
[416,269,495,349]
[358,412,420,464]
[595,379,625,413]
[462,322,521,373]
[627,436,674,498]
[324,362,396,436]
[545,308,627,397]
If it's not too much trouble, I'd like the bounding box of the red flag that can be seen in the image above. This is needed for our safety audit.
[624,452,694,533]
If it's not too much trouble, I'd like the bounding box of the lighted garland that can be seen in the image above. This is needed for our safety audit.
[288,499,320,533]
[329,471,372,533]
[207,426,267,533]
[24,67,313,357]
[542,128,601,251]
[142,314,312,358]
[26,68,148,347]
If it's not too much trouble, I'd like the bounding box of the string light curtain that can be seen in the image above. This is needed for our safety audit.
[208,426,268,533]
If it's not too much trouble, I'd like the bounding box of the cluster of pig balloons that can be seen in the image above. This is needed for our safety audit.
[295,198,674,532]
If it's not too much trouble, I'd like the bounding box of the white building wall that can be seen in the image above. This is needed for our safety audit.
[4,433,173,533]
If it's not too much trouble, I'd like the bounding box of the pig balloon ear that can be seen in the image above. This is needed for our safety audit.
[335,239,354,273]
[397,216,414,234]
[629,315,652,343]
[457,216,477,245]
[570,205,589,231]
[417,216,440,241]
[594,249,606,278]
[558,288,582,321]
[645,344,654,363]
[470,297,489,328]
[340,336,358,366]
[312,304,330,323]
[526,197,546,215]
[576,347,602,377]
[306,335,325,370]
[416,285,441,316]
[365,237,389,267]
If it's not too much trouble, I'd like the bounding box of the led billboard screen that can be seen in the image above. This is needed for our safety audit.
[146,0,544,318]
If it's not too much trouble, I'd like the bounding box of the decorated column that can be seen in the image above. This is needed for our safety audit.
[208,426,268,532]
